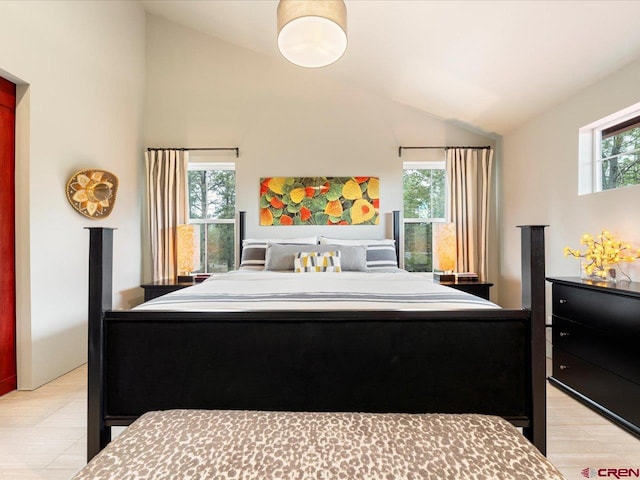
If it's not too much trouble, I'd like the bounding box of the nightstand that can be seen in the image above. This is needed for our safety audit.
[437,280,493,300]
[140,279,194,301]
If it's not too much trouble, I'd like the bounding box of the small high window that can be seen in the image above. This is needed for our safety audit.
[579,104,640,194]
[600,115,640,191]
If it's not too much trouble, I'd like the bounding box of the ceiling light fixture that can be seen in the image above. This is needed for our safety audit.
[277,0,347,68]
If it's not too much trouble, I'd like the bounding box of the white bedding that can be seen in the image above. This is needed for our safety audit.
[135,270,499,311]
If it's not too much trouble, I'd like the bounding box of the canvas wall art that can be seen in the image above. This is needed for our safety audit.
[259,177,379,226]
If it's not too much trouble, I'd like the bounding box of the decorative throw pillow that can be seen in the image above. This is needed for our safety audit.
[239,237,318,270]
[363,243,399,270]
[294,251,342,273]
[319,237,398,270]
[265,243,367,271]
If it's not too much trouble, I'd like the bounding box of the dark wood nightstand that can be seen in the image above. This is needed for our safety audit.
[140,279,194,301]
[437,280,493,300]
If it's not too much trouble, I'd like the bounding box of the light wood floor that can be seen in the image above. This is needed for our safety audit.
[0,364,639,479]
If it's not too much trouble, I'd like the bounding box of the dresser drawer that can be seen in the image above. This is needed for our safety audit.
[553,349,640,429]
[553,316,640,385]
[552,283,640,335]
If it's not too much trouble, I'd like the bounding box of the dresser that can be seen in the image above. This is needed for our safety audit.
[547,277,640,437]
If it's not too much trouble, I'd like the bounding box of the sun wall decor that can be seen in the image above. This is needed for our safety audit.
[66,169,118,219]
[259,176,379,226]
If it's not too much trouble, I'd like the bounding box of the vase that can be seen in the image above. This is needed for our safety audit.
[580,260,617,284]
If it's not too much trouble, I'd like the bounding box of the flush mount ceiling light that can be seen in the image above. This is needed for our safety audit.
[277,0,347,68]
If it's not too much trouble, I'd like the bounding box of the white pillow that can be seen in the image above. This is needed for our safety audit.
[243,236,318,246]
[319,237,395,246]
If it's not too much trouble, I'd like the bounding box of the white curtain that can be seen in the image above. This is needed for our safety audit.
[446,148,493,281]
[145,149,189,281]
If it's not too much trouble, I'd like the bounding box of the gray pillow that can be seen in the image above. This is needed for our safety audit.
[239,237,317,270]
[363,243,399,270]
[265,243,368,271]
[318,237,398,270]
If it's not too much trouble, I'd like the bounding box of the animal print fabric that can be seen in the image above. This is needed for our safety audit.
[74,410,565,480]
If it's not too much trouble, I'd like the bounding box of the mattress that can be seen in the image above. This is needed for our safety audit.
[135,270,498,311]
[73,410,565,480]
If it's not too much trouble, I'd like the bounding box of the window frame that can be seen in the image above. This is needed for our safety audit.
[186,161,236,273]
[579,102,640,195]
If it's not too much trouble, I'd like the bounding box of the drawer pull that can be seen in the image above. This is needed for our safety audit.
[559,332,570,337]
[559,364,570,370]
[559,299,567,304]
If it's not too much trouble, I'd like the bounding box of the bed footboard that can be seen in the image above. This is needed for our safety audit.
[86,223,547,460]
[103,310,530,418]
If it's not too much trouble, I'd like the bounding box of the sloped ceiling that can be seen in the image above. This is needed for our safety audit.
[141,0,640,136]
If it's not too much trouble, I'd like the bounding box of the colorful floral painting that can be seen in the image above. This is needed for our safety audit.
[259,177,379,226]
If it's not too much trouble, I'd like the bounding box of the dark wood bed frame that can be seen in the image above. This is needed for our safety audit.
[86,212,547,462]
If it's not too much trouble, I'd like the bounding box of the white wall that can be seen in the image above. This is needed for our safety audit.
[145,14,497,281]
[0,1,146,389]
[501,59,640,309]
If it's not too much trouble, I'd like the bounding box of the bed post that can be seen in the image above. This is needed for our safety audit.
[518,225,547,455]
[392,210,401,267]
[237,211,246,267]
[86,227,115,461]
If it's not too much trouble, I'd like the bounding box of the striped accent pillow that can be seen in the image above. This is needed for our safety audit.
[294,251,342,273]
[240,237,318,270]
[319,237,398,270]
[364,243,398,270]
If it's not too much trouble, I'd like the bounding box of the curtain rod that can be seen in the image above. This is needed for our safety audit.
[147,147,239,158]
[398,146,491,157]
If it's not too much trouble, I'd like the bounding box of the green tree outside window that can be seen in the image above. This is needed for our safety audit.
[188,166,236,272]
[403,166,446,272]
[601,122,640,191]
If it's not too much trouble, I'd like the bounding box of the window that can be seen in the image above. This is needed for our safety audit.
[600,116,640,190]
[403,161,446,272]
[187,162,236,273]
[579,103,640,194]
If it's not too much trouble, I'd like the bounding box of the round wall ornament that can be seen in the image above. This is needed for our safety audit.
[66,169,118,219]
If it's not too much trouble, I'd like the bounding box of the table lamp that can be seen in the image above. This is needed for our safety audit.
[433,222,456,282]
[176,224,200,282]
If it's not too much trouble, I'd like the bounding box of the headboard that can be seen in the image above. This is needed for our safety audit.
[236,210,402,268]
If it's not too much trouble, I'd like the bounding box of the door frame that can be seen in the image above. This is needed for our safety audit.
[0,75,16,396]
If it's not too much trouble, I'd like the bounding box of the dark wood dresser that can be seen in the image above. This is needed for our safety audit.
[547,277,640,437]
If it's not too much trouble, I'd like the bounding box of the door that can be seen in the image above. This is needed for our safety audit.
[0,76,16,396]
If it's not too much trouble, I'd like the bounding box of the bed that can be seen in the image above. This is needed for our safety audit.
[134,269,499,312]
[83,211,550,477]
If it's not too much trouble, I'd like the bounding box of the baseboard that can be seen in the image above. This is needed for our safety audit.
[0,374,17,396]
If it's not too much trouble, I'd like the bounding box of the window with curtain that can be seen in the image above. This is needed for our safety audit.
[403,161,446,272]
[187,162,236,273]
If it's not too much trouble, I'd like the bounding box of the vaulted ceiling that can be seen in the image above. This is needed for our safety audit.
[141,0,640,136]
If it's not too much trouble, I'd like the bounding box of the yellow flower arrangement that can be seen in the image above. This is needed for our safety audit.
[564,230,640,281]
